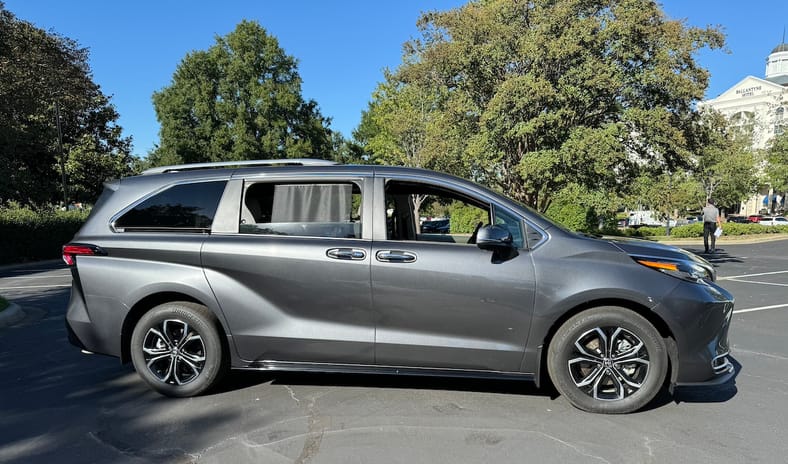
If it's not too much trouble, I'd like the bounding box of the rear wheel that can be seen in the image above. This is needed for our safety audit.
[130,302,226,397]
[547,306,667,414]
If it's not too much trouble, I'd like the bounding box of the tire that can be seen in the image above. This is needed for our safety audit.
[130,302,226,397]
[547,306,667,414]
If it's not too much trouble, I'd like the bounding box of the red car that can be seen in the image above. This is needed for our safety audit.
[748,215,763,223]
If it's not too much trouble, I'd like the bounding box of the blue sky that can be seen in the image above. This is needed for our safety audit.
[4,1,787,157]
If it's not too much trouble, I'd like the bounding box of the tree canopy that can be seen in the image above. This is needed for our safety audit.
[360,0,725,212]
[767,130,788,193]
[150,20,333,166]
[0,2,133,205]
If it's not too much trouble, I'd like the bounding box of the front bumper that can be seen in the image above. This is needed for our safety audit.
[655,279,735,386]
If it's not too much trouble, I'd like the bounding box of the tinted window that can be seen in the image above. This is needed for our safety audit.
[240,182,362,239]
[115,181,227,232]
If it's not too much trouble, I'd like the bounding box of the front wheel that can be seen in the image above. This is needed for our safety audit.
[130,302,226,397]
[547,307,668,414]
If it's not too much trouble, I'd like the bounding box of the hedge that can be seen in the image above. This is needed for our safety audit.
[448,201,489,233]
[601,222,788,238]
[0,206,89,264]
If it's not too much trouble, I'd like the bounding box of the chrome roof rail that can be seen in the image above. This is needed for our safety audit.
[142,158,339,175]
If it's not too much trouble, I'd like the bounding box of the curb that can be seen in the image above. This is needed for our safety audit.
[644,234,788,247]
[0,302,25,328]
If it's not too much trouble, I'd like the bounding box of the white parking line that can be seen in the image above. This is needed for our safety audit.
[0,274,72,280]
[734,303,788,314]
[719,270,788,280]
[7,268,65,273]
[0,284,72,290]
[725,279,788,287]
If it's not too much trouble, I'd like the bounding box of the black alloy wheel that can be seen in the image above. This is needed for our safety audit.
[130,302,226,397]
[547,306,668,414]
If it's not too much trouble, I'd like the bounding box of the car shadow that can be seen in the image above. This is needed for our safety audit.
[216,357,741,411]
[216,369,553,399]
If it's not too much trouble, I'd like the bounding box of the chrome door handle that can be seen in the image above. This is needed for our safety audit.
[326,248,366,260]
[376,250,417,263]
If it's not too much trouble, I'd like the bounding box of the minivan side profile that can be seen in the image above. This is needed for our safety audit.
[65,160,734,413]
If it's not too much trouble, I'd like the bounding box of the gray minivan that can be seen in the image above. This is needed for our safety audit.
[64,160,734,413]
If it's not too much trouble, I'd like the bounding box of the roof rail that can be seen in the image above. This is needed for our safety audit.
[142,158,339,175]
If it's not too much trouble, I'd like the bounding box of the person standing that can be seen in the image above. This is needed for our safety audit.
[702,198,722,254]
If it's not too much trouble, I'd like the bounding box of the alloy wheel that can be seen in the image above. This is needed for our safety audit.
[567,326,650,401]
[142,319,206,385]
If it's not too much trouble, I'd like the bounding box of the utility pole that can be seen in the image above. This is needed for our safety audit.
[55,100,67,207]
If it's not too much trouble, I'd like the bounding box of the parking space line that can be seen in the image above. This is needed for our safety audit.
[0,274,72,280]
[7,268,65,273]
[734,303,788,314]
[719,270,788,280]
[725,279,788,287]
[0,284,72,290]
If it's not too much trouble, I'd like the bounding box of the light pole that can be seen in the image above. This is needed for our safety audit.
[55,100,68,207]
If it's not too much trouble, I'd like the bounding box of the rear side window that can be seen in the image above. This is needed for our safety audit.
[114,181,227,232]
[240,181,362,238]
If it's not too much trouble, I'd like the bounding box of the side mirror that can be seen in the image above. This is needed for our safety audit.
[476,225,514,251]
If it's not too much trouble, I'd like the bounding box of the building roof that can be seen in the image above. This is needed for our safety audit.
[773,43,788,53]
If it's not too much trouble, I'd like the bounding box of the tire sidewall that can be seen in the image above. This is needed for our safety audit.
[130,302,224,397]
[547,307,667,414]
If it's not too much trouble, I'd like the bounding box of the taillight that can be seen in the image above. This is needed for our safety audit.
[62,244,106,266]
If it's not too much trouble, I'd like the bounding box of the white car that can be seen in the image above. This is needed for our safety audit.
[759,216,788,226]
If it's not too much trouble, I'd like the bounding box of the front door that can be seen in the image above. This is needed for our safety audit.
[371,178,536,372]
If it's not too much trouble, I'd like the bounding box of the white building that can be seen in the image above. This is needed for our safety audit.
[701,42,787,215]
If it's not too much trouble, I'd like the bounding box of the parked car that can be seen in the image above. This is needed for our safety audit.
[726,215,749,224]
[759,216,788,226]
[64,159,734,414]
[421,218,450,234]
[747,215,763,223]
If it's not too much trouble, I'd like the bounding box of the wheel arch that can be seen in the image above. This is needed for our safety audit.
[120,292,229,364]
[536,298,677,390]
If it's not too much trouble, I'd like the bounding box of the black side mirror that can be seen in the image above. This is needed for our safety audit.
[477,225,518,262]
[476,225,513,251]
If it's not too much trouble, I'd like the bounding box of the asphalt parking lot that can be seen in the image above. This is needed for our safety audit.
[1,239,787,463]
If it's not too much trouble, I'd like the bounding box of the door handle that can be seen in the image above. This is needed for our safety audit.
[376,250,417,263]
[326,248,367,260]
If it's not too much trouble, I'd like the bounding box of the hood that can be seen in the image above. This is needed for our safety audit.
[600,235,716,280]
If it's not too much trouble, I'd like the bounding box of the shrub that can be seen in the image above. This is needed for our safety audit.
[0,205,89,264]
[448,201,488,233]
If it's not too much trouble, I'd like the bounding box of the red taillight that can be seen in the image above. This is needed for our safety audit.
[62,244,105,266]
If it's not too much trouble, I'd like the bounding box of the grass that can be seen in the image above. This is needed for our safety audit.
[0,295,8,312]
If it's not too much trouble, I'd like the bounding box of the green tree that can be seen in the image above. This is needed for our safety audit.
[151,20,332,166]
[0,3,133,205]
[377,0,723,212]
[691,110,758,210]
[767,130,788,193]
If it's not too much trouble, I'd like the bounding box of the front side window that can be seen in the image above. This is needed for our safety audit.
[385,180,490,246]
[493,207,525,249]
[114,181,227,232]
[240,181,362,239]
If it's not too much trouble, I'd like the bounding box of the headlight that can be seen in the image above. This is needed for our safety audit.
[632,256,713,283]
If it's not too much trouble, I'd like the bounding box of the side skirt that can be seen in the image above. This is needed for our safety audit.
[235,360,535,383]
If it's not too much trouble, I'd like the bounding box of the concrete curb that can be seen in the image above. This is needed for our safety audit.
[642,234,788,247]
[0,302,25,328]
